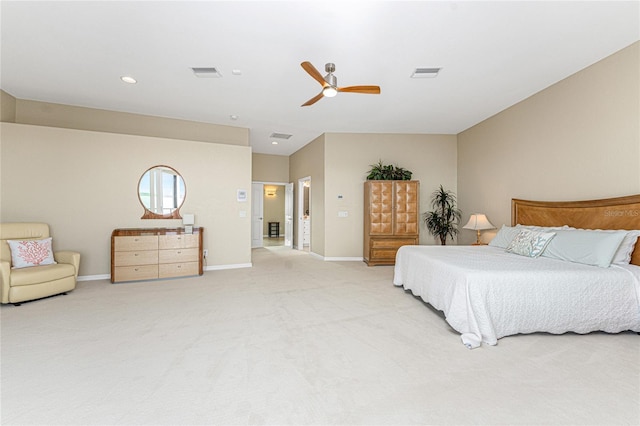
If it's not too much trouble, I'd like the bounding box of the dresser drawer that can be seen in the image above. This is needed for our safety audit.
[159,262,199,278]
[113,265,158,282]
[159,234,199,249]
[114,235,158,252]
[158,248,199,264]
[114,250,158,266]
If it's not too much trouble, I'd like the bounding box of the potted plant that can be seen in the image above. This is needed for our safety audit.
[366,160,412,180]
[424,185,462,245]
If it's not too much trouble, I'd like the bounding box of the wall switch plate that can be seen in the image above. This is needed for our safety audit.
[239,210,247,217]
[203,249,208,258]
[338,211,348,217]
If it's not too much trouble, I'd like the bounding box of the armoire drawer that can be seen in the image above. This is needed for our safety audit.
[370,238,417,249]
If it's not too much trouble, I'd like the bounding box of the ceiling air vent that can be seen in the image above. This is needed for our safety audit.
[270,132,292,140]
[191,67,222,78]
[411,67,441,78]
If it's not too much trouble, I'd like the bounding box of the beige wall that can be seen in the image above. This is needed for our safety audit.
[252,153,289,183]
[14,98,249,147]
[0,123,252,277]
[1,90,17,123]
[324,133,458,257]
[289,135,325,255]
[457,41,640,245]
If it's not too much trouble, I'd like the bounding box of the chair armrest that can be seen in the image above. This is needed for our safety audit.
[0,260,10,303]
[54,251,81,278]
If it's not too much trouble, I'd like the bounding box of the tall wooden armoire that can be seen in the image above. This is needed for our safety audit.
[364,180,420,266]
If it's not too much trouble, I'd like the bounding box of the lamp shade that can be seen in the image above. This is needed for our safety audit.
[463,214,495,231]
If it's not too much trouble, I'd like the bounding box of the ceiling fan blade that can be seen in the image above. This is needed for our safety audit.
[338,85,381,94]
[301,61,328,87]
[301,91,325,107]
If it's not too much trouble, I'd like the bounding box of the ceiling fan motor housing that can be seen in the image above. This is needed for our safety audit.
[324,73,337,87]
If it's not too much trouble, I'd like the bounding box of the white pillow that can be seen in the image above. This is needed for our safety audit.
[488,225,519,249]
[7,238,57,269]
[516,224,573,232]
[506,229,556,258]
[613,231,640,264]
[541,229,627,268]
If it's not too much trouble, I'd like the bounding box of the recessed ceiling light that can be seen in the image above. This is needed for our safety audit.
[232,69,242,75]
[120,76,137,84]
[271,141,279,145]
[230,115,238,120]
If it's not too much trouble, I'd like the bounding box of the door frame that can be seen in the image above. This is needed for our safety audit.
[252,180,293,249]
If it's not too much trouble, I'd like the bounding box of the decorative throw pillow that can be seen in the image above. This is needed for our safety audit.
[506,229,556,258]
[7,238,57,269]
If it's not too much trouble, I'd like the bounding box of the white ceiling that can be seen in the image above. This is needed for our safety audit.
[1,1,638,156]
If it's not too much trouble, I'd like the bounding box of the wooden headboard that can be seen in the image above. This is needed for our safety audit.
[512,194,640,266]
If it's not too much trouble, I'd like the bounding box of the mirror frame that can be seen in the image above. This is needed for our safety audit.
[137,165,186,219]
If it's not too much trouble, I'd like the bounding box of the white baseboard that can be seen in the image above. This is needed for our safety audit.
[323,257,364,262]
[204,263,252,271]
[77,274,110,282]
[77,263,253,281]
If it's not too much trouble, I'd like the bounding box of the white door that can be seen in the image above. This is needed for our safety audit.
[284,183,293,247]
[251,183,264,248]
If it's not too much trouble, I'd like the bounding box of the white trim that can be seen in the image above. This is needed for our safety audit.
[323,257,363,262]
[77,274,111,281]
[205,263,252,271]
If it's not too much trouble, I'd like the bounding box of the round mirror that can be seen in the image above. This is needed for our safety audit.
[138,165,186,219]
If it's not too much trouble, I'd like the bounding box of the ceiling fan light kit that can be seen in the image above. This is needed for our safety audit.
[322,86,338,97]
[300,61,380,106]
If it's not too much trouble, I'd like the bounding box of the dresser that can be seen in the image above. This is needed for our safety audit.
[302,218,310,246]
[111,227,204,283]
[363,181,419,266]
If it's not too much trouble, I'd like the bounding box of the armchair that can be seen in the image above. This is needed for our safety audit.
[1,223,80,306]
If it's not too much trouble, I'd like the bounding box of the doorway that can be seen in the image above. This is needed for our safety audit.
[252,181,293,249]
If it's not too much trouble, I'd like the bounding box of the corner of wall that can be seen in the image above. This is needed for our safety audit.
[0,90,17,123]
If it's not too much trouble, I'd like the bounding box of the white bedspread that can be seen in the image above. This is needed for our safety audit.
[393,245,640,348]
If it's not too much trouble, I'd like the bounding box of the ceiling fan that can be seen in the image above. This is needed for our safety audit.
[300,61,381,107]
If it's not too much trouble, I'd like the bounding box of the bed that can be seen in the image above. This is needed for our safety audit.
[393,195,640,348]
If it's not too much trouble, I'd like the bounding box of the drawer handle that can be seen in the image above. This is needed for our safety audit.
[134,253,139,256]
[177,251,182,254]
[134,238,139,242]
[177,265,182,268]
[134,268,139,271]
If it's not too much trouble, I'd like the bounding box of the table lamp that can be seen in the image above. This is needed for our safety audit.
[463,213,495,245]
[183,213,195,234]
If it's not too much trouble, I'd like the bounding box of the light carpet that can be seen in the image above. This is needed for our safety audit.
[1,247,639,425]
